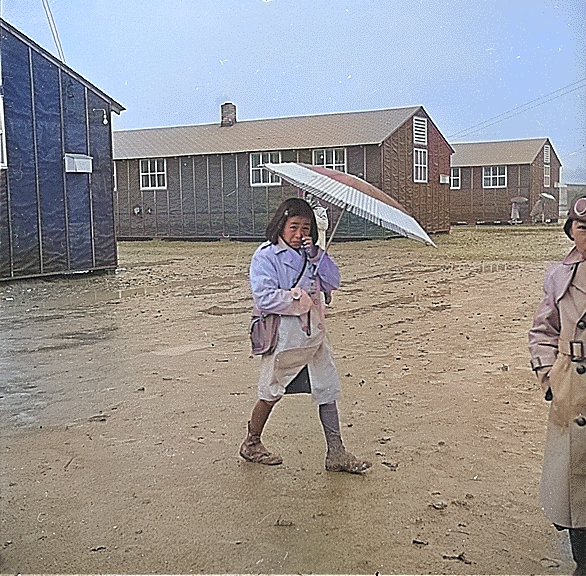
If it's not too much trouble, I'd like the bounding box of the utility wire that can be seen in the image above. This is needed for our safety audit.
[41,0,66,63]
[452,84,586,139]
[449,78,586,139]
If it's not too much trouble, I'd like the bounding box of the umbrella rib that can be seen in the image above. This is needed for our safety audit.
[262,162,436,247]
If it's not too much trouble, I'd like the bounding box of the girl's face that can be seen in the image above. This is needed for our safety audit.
[281,216,312,249]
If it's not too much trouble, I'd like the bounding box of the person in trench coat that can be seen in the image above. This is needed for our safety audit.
[529,195,586,576]
[240,197,372,474]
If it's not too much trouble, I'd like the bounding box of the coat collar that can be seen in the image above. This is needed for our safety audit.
[563,247,586,266]
[273,237,305,270]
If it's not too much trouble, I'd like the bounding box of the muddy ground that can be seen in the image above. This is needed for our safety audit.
[0,225,579,575]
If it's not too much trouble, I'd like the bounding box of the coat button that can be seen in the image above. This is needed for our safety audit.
[576,416,586,427]
[577,365,586,374]
[578,321,586,330]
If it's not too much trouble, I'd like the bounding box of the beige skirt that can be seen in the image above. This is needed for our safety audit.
[257,314,341,405]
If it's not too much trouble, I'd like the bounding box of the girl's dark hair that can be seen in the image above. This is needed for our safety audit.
[266,197,318,245]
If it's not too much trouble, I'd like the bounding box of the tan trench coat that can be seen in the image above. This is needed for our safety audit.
[529,248,586,528]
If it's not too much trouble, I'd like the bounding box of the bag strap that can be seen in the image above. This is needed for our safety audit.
[291,251,308,289]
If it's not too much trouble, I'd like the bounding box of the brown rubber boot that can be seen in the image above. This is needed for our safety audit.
[239,421,282,465]
[319,402,371,474]
[324,436,372,474]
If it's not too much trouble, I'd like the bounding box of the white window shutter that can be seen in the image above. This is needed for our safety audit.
[413,117,428,146]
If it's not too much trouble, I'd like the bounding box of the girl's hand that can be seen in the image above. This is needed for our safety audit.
[302,236,318,258]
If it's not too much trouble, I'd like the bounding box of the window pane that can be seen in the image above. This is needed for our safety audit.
[335,149,344,163]
[142,175,149,188]
[251,154,260,168]
[252,170,261,184]
[157,174,165,187]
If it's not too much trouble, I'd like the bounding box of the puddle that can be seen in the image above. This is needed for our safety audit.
[1,286,161,312]
[204,305,250,316]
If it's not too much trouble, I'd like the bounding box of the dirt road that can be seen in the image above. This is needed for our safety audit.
[0,225,578,574]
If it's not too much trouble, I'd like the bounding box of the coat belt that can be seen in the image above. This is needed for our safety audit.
[558,339,586,361]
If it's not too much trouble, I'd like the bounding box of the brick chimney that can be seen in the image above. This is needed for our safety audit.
[220,102,236,127]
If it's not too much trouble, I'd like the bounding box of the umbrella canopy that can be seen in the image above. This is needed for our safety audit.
[263,162,436,247]
[510,196,529,204]
[541,192,556,200]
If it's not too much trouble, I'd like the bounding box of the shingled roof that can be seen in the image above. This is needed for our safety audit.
[113,106,421,160]
[451,138,551,167]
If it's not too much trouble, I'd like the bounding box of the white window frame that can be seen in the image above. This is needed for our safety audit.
[413,117,428,146]
[250,152,281,186]
[140,158,167,190]
[450,167,461,189]
[544,165,551,188]
[483,165,507,188]
[413,148,428,183]
[312,148,346,172]
[0,95,7,169]
[543,144,551,165]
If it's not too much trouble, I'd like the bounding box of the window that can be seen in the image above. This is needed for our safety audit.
[250,152,281,185]
[413,117,428,146]
[413,149,428,183]
[450,167,461,189]
[483,166,507,188]
[543,144,551,164]
[140,158,166,189]
[0,96,6,169]
[313,148,346,172]
[544,165,551,188]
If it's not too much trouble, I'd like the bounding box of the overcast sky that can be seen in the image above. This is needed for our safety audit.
[3,0,585,181]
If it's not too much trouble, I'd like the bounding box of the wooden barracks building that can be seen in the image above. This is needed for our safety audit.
[112,103,454,241]
[0,19,124,280]
[449,138,561,224]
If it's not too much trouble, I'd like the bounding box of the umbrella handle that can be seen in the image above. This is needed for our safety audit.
[315,203,348,274]
[324,203,348,252]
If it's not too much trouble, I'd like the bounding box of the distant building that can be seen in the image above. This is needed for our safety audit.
[0,19,124,281]
[449,138,561,224]
[112,103,453,240]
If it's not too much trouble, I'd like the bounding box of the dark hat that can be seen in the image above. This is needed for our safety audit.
[564,195,586,239]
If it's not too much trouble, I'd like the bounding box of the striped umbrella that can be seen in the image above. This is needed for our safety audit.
[262,162,436,247]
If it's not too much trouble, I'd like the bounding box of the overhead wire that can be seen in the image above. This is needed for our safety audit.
[41,0,66,63]
[449,78,586,140]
